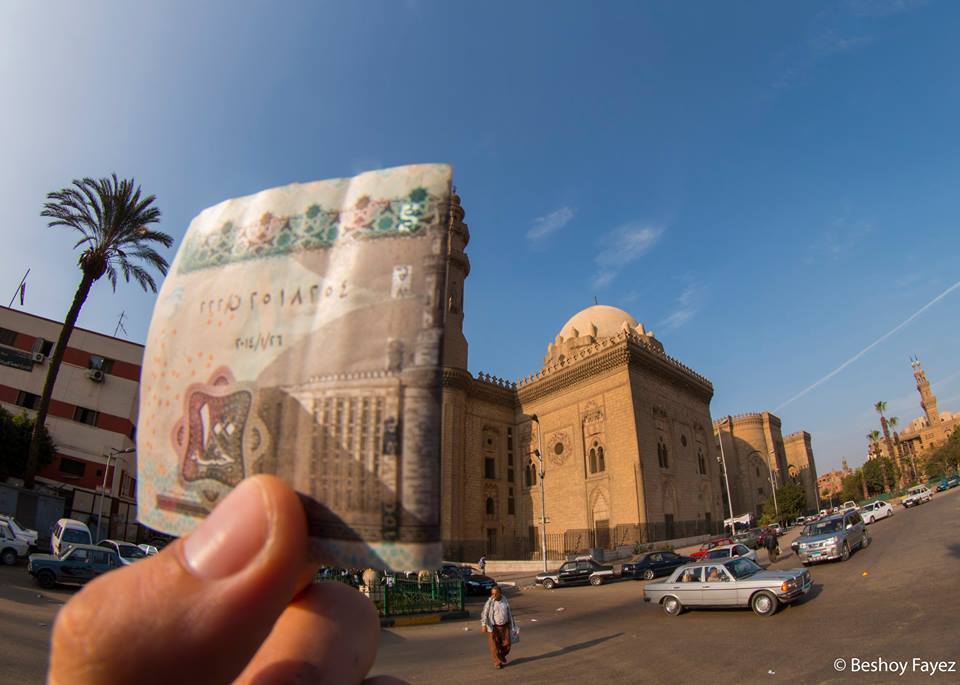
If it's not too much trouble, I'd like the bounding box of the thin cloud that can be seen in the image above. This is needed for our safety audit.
[805,216,873,263]
[845,0,927,17]
[660,283,702,332]
[775,279,960,411]
[591,224,664,290]
[527,206,574,242]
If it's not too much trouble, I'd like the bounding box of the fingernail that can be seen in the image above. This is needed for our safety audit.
[183,478,269,579]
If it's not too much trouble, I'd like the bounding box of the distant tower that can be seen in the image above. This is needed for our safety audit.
[911,358,940,426]
[442,191,470,370]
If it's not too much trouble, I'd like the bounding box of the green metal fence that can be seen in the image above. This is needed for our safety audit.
[317,573,464,618]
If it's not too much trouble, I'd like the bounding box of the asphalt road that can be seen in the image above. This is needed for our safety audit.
[373,488,960,685]
[0,489,956,684]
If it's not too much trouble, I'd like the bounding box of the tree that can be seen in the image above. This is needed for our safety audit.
[876,400,905,488]
[887,416,914,482]
[840,471,863,504]
[866,430,891,492]
[0,407,55,481]
[924,426,960,480]
[24,175,171,488]
[761,481,807,523]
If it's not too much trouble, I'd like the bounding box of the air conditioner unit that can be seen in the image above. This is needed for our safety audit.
[87,369,105,383]
[32,352,46,364]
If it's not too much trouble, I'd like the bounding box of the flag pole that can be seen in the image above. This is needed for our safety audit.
[8,268,30,308]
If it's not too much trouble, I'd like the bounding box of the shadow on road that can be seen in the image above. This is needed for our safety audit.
[507,633,622,667]
[946,543,960,559]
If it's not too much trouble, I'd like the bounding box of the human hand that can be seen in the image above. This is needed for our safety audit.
[49,475,406,685]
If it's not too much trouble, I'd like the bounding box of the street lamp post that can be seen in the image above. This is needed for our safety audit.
[715,421,735,532]
[96,447,135,541]
[531,414,548,573]
[766,450,780,521]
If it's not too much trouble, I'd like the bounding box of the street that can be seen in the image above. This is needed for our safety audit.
[0,488,957,684]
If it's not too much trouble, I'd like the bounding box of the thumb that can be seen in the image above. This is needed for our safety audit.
[50,475,312,685]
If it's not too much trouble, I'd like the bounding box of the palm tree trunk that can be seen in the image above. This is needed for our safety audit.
[880,416,904,489]
[23,270,96,488]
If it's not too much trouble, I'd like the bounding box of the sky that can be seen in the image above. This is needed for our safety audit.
[2,0,959,473]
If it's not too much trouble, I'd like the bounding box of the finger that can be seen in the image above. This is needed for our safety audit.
[50,475,313,685]
[235,581,379,685]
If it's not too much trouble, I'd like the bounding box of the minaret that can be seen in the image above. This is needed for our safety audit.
[442,191,470,371]
[912,358,940,426]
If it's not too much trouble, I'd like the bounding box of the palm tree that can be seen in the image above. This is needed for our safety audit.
[24,175,171,488]
[866,430,891,492]
[888,416,917,483]
[874,401,904,489]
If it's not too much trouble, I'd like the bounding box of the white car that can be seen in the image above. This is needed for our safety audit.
[0,522,30,565]
[859,501,893,524]
[97,540,150,565]
[703,543,758,564]
[902,485,933,508]
[0,514,39,548]
[50,519,92,556]
[841,501,859,512]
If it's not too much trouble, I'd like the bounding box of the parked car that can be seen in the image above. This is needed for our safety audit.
[705,544,758,564]
[28,544,122,588]
[437,563,496,595]
[138,544,160,556]
[50,519,92,557]
[841,501,859,512]
[902,484,933,508]
[767,523,784,537]
[0,514,39,548]
[622,551,693,580]
[859,500,894,524]
[643,557,812,617]
[735,530,763,549]
[690,537,736,560]
[0,522,30,565]
[97,540,150,565]
[947,475,960,489]
[536,557,615,589]
[796,510,869,565]
[789,518,805,528]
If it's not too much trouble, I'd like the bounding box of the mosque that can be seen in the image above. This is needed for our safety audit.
[439,195,819,560]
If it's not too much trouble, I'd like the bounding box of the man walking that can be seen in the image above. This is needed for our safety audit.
[764,527,780,563]
[478,554,487,575]
[480,585,517,669]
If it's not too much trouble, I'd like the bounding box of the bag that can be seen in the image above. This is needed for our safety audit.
[510,629,520,644]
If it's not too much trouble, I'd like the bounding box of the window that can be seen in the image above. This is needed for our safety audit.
[679,567,702,583]
[485,497,495,516]
[484,457,496,480]
[697,449,706,475]
[560,562,576,572]
[588,441,606,474]
[73,406,99,425]
[0,327,16,346]
[508,487,515,515]
[15,391,40,410]
[657,438,669,469]
[88,355,114,374]
[680,434,687,447]
[92,551,110,565]
[69,549,90,562]
[38,339,54,356]
[59,457,86,477]
[705,565,729,582]
[756,466,760,477]
[757,487,764,495]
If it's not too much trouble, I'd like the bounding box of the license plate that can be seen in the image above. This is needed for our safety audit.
[810,551,823,557]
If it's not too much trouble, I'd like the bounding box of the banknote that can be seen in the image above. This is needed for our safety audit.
[137,163,452,571]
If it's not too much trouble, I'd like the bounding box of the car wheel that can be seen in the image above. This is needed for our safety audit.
[840,543,850,562]
[590,575,603,586]
[867,516,875,524]
[801,562,810,567]
[662,596,683,616]
[0,548,17,566]
[36,570,56,589]
[643,569,655,581]
[862,534,871,549]
[543,578,555,590]
[751,591,778,617]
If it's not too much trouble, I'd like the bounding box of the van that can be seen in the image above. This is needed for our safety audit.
[51,519,92,556]
[902,485,932,508]
[1,522,29,565]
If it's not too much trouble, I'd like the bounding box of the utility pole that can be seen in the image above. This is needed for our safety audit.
[531,414,548,573]
[96,447,135,541]
[715,419,735,530]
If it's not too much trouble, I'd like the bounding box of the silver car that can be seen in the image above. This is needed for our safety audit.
[796,510,870,565]
[643,557,812,617]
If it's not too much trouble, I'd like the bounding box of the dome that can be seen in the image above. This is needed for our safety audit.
[557,305,640,341]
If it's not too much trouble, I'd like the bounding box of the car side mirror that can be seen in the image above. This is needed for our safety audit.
[846,523,853,530]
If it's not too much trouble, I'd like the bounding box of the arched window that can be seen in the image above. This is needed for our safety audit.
[658,438,669,469]
[597,445,605,472]
[485,497,495,516]
[697,448,706,475]
[589,447,598,474]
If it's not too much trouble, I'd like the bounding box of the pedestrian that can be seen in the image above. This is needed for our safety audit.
[765,526,779,563]
[480,585,518,669]
[478,554,487,575]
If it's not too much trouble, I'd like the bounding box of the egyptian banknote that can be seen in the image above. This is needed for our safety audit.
[137,164,452,571]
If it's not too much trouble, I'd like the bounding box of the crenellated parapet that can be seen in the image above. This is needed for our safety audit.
[713,411,781,429]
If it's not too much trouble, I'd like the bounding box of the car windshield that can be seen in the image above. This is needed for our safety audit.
[62,529,91,544]
[805,519,842,536]
[725,558,762,579]
[117,544,146,559]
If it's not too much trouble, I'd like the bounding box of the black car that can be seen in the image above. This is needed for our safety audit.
[622,551,693,580]
[438,563,496,595]
[536,557,615,589]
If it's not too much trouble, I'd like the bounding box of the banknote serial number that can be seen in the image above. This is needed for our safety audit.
[199,281,349,315]
[236,333,283,352]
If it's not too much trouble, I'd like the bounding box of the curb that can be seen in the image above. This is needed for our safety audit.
[380,609,471,628]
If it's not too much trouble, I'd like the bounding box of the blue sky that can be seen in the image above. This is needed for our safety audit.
[2,0,959,473]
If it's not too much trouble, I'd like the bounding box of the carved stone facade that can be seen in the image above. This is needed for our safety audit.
[895,360,960,468]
